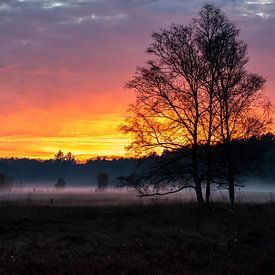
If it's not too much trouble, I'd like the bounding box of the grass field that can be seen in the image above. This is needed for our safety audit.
[0,202,275,274]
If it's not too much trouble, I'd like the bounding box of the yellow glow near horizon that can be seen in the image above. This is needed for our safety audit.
[0,108,133,160]
[0,135,131,160]
[0,0,274,161]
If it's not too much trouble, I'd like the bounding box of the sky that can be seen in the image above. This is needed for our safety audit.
[0,0,274,160]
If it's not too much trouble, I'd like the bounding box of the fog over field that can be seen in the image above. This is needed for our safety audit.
[1,182,275,205]
[0,154,275,205]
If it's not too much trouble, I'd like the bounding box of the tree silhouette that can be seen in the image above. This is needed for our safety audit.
[54,150,65,162]
[97,172,109,190]
[54,151,76,164]
[65,152,76,164]
[121,4,271,207]
[0,173,13,191]
[197,5,270,208]
[54,177,66,189]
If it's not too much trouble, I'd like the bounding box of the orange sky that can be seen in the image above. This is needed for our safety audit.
[0,0,274,160]
[0,88,134,159]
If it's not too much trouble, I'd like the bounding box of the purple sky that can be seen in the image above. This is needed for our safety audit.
[0,0,274,158]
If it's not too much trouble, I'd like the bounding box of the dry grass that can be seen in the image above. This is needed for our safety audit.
[0,202,275,274]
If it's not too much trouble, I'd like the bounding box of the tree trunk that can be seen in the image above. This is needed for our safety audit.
[205,149,212,206]
[228,156,235,210]
[195,182,204,205]
[205,94,213,206]
[192,141,204,204]
[226,138,235,210]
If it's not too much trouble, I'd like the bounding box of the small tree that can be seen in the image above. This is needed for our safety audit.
[65,152,76,164]
[97,172,109,190]
[54,151,76,164]
[0,173,14,191]
[54,150,65,162]
[54,178,66,189]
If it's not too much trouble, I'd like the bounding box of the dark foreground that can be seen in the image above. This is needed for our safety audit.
[0,203,275,275]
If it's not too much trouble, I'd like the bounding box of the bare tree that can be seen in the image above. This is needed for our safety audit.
[197,5,270,208]
[121,23,208,204]
[122,4,271,207]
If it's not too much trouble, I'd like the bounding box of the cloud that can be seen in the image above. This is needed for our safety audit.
[43,1,69,9]
[0,0,274,157]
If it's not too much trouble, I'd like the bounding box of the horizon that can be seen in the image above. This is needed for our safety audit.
[0,0,274,160]
[0,153,134,162]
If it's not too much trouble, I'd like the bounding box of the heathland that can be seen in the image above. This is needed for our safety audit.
[0,200,275,274]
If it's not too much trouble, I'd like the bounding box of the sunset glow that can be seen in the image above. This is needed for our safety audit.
[0,0,274,160]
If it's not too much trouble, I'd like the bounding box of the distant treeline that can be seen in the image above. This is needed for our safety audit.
[0,157,137,186]
[238,133,275,183]
[116,134,275,191]
[0,134,275,187]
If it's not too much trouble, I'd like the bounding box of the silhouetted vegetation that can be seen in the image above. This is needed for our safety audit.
[0,131,272,199]
[96,172,109,190]
[54,177,66,189]
[0,156,137,187]
[0,173,13,191]
[54,150,76,164]
[119,134,274,194]
[0,134,274,191]
[122,4,271,208]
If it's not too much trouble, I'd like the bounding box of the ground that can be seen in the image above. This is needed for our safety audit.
[0,202,275,274]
